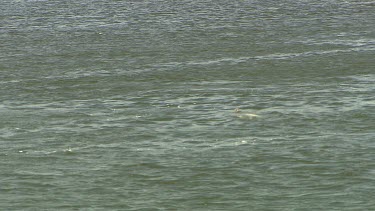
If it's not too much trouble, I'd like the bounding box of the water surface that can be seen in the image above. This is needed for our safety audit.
[1,0,374,210]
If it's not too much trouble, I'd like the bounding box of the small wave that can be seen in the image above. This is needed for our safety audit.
[0,79,22,85]
[347,74,375,83]
[291,38,375,47]
[14,170,63,176]
[154,45,375,68]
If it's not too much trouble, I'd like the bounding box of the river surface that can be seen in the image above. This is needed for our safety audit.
[1,0,374,210]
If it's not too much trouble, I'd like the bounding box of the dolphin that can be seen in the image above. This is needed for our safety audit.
[234,108,260,119]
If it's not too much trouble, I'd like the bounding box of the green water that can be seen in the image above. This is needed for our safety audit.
[1,0,374,210]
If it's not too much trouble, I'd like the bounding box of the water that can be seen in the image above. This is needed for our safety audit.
[1,0,374,210]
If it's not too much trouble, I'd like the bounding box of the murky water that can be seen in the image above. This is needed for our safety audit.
[1,0,374,210]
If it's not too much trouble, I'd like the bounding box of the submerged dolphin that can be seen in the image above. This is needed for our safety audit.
[234,108,260,119]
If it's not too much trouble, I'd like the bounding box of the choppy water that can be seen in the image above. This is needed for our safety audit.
[1,0,374,210]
